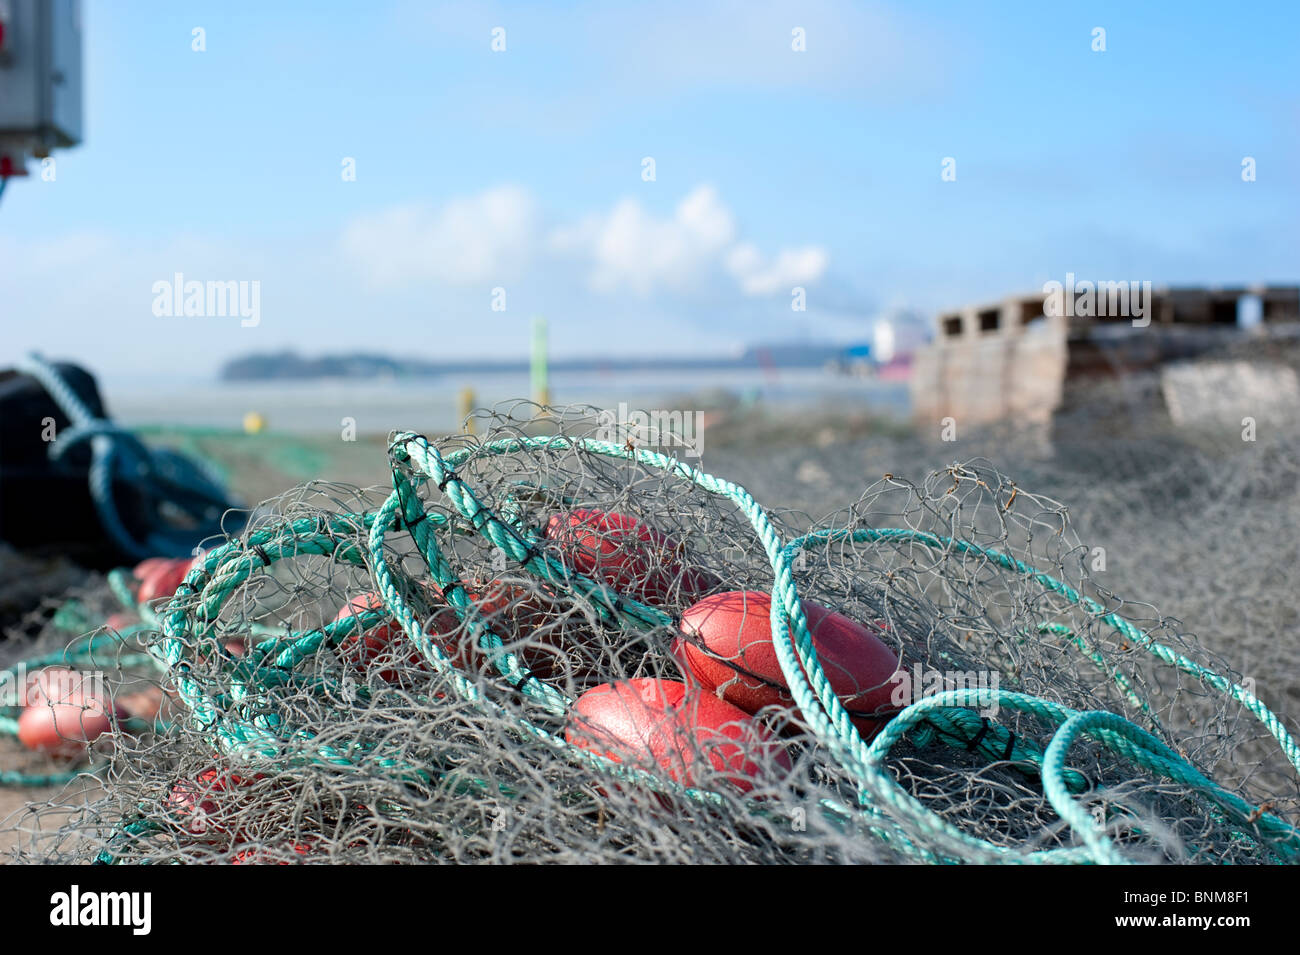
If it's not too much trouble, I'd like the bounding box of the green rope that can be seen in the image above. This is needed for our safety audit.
[18,354,241,561]
[383,432,1300,863]
[10,429,1298,864]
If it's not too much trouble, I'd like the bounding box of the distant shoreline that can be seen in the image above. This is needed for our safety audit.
[219,344,858,382]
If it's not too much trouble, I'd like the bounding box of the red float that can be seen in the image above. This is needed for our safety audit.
[104,611,140,632]
[544,509,716,607]
[230,840,319,864]
[678,590,901,739]
[17,683,123,755]
[566,677,790,794]
[428,578,589,680]
[134,556,198,605]
[167,768,264,839]
[333,592,445,681]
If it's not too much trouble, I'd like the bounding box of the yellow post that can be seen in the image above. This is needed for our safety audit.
[458,386,477,434]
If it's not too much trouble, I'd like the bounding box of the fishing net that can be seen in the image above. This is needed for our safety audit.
[2,403,1298,864]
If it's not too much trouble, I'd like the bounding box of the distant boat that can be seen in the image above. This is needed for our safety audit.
[826,309,931,378]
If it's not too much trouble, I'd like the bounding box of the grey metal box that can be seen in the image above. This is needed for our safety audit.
[0,0,83,153]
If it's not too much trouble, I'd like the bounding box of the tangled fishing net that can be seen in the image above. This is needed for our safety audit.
[2,405,1298,864]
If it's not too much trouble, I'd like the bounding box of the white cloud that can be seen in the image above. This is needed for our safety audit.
[337,183,828,299]
[726,242,829,296]
[550,185,737,296]
[340,185,539,287]
[548,185,827,299]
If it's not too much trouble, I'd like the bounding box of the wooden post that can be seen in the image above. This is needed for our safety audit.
[458,386,476,434]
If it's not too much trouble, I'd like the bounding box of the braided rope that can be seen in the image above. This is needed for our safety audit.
[16,354,240,560]
[381,432,1300,863]
[8,427,1298,863]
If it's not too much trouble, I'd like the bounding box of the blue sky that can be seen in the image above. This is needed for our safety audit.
[2,0,1297,379]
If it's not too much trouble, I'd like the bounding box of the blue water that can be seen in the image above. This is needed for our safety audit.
[103,368,910,435]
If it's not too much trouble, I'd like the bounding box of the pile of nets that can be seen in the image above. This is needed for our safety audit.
[2,406,1298,864]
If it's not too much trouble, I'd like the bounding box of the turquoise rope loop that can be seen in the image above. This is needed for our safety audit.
[9,427,1296,864]
[18,354,241,561]
[382,431,1299,862]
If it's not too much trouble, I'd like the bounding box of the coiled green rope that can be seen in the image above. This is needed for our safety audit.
[17,353,241,561]
[9,429,1296,864]
[380,432,1300,863]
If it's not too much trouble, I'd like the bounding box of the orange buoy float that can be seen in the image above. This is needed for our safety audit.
[231,840,319,864]
[678,590,901,739]
[17,670,124,755]
[333,592,440,682]
[426,578,593,680]
[104,611,141,632]
[565,678,790,794]
[133,555,198,605]
[544,509,716,607]
[167,768,264,839]
[23,666,85,706]
[117,686,168,723]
